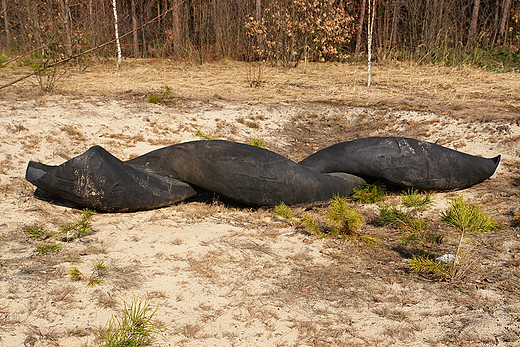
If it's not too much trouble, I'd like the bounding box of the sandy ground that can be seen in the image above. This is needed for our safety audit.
[0,60,520,346]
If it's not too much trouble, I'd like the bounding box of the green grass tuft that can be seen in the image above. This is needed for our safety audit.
[147,86,174,104]
[35,243,61,254]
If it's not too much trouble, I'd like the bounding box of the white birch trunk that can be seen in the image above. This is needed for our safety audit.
[367,0,376,87]
[111,0,122,69]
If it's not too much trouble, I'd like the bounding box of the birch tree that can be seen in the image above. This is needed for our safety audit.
[367,0,376,87]
[111,0,122,69]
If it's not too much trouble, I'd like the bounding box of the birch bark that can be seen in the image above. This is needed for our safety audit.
[111,0,122,69]
[367,0,376,87]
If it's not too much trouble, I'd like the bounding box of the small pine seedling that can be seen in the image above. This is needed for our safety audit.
[35,243,61,254]
[98,299,166,347]
[379,205,429,232]
[441,195,499,280]
[360,235,379,247]
[379,204,431,245]
[349,182,388,204]
[24,226,55,240]
[249,137,265,148]
[60,209,96,241]
[69,267,83,281]
[407,254,449,279]
[442,196,499,235]
[327,196,363,236]
[147,86,174,104]
[513,212,520,227]
[401,189,434,212]
[88,260,109,286]
[300,215,322,236]
[87,278,104,287]
[194,128,217,140]
[274,202,293,220]
[93,259,109,275]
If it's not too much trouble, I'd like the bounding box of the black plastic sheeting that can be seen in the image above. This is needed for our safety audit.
[26,137,500,212]
[126,140,367,207]
[299,137,501,190]
[26,146,198,212]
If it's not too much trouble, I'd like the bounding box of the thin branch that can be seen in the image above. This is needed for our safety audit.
[0,3,179,90]
[0,41,63,69]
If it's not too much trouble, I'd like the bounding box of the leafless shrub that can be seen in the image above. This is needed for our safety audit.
[246,0,354,66]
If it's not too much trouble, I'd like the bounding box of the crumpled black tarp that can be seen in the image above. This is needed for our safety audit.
[26,137,500,212]
[26,146,199,212]
[299,137,501,190]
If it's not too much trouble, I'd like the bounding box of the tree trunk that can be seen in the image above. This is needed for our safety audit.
[131,0,140,58]
[60,0,73,56]
[355,0,367,55]
[389,0,401,53]
[171,0,180,55]
[467,0,481,47]
[1,0,9,45]
[24,0,43,53]
[213,0,222,57]
[111,0,122,69]
[497,0,512,44]
[256,0,263,51]
[367,0,376,87]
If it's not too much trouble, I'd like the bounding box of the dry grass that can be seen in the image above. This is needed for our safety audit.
[2,59,518,121]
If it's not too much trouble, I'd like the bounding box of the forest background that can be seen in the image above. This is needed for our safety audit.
[0,0,519,71]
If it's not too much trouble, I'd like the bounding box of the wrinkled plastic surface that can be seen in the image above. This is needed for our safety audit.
[299,137,500,190]
[26,146,198,212]
[127,140,367,206]
[26,138,500,212]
